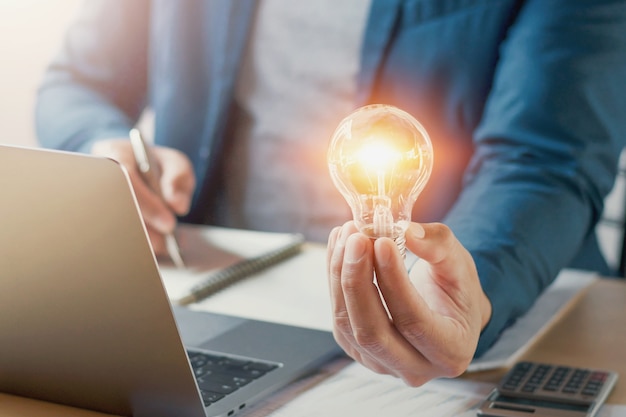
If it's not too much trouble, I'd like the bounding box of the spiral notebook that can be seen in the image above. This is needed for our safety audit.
[158,224,305,305]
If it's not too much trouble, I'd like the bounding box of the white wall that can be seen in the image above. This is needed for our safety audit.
[0,0,81,148]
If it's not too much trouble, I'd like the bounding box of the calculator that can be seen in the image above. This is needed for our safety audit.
[477,361,619,417]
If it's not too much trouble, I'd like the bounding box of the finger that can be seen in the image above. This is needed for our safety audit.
[130,174,177,234]
[335,232,396,373]
[327,222,359,311]
[341,234,432,384]
[327,223,407,377]
[146,225,167,256]
[157,147,196,215]
[326,226,341,281]
[374,237,458,368]
[409,222,491,331]
[405,223,480,325]
[90,139,179,234]
[327,223,388,369]
[383,224,483,374]
[326,225,342,330]
[405,223,472,281]
[330,326,391,376]
[327,223,354,336]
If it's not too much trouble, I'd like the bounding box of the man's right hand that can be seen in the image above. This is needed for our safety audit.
[327,221,492,386]
[91,139,196,256]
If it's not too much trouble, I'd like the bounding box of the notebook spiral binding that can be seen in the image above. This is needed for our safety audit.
[176,234,305,305]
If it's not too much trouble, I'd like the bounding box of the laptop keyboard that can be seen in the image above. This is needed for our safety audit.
[187,351,279,406]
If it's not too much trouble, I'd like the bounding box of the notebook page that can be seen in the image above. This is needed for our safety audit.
[158,224,302,301]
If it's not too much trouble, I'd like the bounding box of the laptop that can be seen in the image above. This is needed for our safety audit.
[0,144,342,417]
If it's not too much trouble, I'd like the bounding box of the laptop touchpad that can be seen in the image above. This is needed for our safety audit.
[172,306,245,347]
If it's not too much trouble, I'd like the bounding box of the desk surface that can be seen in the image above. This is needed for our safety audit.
[1,277,624,416]
[468,278,626,404]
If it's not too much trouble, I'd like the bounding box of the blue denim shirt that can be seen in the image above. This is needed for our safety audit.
[35,0,626,356]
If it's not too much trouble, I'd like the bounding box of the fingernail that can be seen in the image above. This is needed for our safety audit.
[375,238,393,267]
[337,225,350,247]
[409,223,425,239]
[345,235,366,263]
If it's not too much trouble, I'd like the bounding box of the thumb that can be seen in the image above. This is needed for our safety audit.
[405,222,492,336]
[405,222,473,280]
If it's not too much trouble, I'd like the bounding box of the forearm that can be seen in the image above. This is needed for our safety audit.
[445,160,602,356]
[36,81,137,153]
[34,0,150,152]
[447,0,626,356]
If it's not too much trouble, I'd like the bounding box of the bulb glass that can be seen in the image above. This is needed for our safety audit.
[328,104,433,256]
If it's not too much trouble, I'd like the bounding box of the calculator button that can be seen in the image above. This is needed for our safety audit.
[489,361,618,416]
[543,383,559,391]
[582,388,600,396]
[563,370,589,393]
[543,366,570,392]
[585,374,607,395]
[590,371,608,382]
[516,362,533,371]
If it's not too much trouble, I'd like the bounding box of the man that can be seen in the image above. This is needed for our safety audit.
[36,0,626,384]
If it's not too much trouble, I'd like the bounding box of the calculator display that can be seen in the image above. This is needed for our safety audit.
[490,393,591,412]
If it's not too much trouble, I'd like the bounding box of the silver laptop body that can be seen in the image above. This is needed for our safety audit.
[0,145,341,417]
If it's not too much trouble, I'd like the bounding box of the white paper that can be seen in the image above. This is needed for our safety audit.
[243,361,493,417]
[237,359,626,417]
[468,269,598,371]
[599,405,626,416]
[187,244,334,331]
[159,225,302,302]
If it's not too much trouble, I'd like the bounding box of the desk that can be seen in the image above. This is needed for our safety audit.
[468,278,626,405]
[0,259,624,416]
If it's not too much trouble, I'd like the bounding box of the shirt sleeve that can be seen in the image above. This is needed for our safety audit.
[35,0,150,153]
[443,0,626,356]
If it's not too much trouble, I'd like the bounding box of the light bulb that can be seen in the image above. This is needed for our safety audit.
[327,104,433,257]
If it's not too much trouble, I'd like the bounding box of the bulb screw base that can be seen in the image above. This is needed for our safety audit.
[395,233,407,259]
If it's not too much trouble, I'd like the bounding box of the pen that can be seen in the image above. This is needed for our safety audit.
[129,128,186,269]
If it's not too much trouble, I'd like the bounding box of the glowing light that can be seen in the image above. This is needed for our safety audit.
[356,141,401,173]
[328,104,433,257]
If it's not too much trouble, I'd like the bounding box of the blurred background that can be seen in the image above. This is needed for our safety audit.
[0,0,623,273]
[0,0,81,148]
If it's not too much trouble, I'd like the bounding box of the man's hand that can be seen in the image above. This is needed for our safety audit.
[91,139,196,255]
[327,221,492,386]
